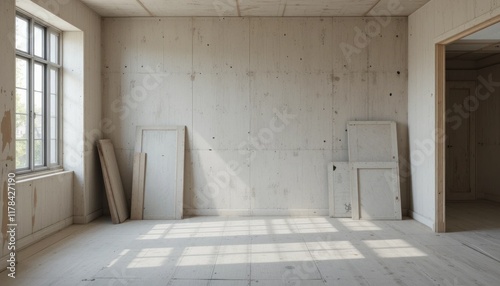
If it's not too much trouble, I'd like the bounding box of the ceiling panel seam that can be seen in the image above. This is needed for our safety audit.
[364,0,383,17]
[136,0,154,16]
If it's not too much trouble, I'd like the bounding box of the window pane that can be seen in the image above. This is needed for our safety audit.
[50,69,57,93]
[50,139,57,164]
[50,117,57,139]
[49,68,58,165]
[34,114,43,140]
[34,63,44,92]
[34,25,45,58]
[34,139,44,166]
[15,114,28,140]
[16,58,28,89]
[34,91,44,115]
[15,16,29,53]
[49,33,59,64]
[16,89,28,114]
[50,92,57,113]
[16,140,29,169]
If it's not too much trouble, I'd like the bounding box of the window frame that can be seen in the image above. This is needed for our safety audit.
[15,11,62,174]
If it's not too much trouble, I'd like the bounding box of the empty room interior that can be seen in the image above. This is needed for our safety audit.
[1,0,500,285]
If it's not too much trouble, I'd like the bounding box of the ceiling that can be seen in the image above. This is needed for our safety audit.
[79,0,431,17]
[447,22,500,62]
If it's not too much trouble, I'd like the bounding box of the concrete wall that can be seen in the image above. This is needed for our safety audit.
[102,17,409,216]
[0,0,101,260]
[408,0,500,229]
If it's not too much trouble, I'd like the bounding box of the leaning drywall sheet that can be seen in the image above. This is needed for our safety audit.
[350,162,402,220]
[130,152,147,220]
[348,121,399,163]
[328,162,351,218]
[135,126,185,220]
[97,139,129,224]
[347,121,401,220]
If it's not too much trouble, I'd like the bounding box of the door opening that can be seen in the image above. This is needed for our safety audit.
[437,19,500,232]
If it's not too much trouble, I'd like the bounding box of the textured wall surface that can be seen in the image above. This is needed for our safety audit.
[102,17,409,215]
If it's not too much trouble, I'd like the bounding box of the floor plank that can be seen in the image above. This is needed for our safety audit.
[1,201,500,285]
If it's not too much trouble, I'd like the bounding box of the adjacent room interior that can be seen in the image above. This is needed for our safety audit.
[1,0,500,285]
[445,23,500,232]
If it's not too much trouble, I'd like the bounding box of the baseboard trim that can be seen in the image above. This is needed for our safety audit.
[184,209,329,216]
[85,209,103,223]
[73,215,85,224]
[484,193,500,202]
[409,210,434,230]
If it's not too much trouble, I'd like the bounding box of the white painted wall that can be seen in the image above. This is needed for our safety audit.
[408,0,500,229]
[102,17,409,216]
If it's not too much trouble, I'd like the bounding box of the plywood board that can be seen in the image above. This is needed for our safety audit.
[350,162,402,220]
[97,139,129,224]
[130,152,147,220]
[328,162,351,218]
[135,126,185,220]
[348,121,399,163]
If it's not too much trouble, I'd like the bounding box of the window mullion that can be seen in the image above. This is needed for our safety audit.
[45,29,50,167]
[45,33,50,168]
[29,57,34,171]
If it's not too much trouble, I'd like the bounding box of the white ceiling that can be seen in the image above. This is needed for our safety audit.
[447,22,500,62]
[80,0,430,17]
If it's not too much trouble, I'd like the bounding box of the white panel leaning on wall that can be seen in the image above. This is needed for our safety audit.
[328,121,402,220]
[133,126,186,220]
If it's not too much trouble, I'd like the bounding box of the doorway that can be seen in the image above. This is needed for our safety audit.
[438,20,500,232]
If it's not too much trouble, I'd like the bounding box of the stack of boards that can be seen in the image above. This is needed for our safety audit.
[328,121,402,220]
[97,126,185,224]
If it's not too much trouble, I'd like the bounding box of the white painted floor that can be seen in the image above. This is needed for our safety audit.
[1,201,500,285]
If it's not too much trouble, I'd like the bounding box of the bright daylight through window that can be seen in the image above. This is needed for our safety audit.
[15,12,61,172]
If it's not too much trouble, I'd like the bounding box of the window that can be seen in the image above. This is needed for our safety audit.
[15,12,61,172]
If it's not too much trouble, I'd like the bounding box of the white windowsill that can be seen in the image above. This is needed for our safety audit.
[16,168,69,183]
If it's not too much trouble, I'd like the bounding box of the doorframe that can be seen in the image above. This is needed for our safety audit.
[435,16,500,233]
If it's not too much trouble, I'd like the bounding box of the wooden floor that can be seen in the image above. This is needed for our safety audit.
[1,201,500,285]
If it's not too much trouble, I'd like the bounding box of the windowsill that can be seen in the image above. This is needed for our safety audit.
[16,168,69,183]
